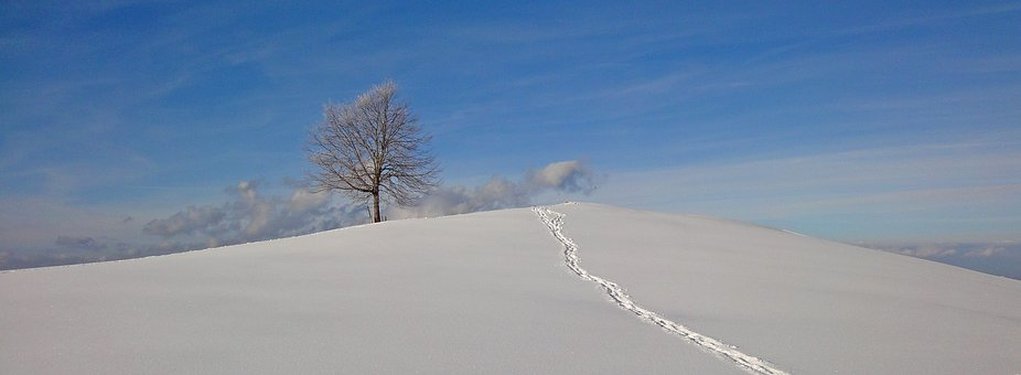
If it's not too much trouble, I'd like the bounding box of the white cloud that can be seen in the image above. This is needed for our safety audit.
[389,160,598,219]
[142,206,227,238]
[143,181,364,244]
[525,160,598,194]
[866,241,1021,279]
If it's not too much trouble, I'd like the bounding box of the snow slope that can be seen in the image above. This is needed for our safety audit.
[2,203,1019,374]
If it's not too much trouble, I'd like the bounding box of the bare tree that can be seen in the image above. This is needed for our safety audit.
[307,80,439,223]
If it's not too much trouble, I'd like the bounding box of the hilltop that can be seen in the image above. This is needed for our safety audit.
[2,203,1019,374]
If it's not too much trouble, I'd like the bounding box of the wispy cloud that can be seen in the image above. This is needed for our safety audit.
[592,139,1021,242]
[834,2,1021,35]
[3,1,1019,278]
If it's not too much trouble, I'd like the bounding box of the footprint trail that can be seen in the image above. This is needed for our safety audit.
[534,206,790,375]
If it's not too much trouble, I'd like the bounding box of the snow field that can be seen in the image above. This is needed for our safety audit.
[2,203,1019,374]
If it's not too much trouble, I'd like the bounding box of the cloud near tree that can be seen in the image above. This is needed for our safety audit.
[143,180,363,246]
[0,160,599,271]
[389,160,599,219]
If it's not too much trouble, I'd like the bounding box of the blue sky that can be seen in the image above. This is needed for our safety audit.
[2,1,1020,275]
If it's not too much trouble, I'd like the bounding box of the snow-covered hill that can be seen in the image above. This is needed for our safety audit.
[2,203,1019,374]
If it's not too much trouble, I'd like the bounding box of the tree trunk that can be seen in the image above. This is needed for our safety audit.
[372,192,382,223]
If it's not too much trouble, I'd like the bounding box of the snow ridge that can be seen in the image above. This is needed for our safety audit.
[533,206,790,375]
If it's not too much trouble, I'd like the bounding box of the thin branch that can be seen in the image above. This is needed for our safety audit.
[305,80,439,222]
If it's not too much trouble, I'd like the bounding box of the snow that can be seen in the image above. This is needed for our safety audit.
[2,203,1019,374]
[553,203,1021,374]
[534,207,786,375]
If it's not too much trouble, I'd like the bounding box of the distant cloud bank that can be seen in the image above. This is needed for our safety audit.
[867,241,1021,280]
[142,180,361,246]
[8,156,1018,281]
[0,160,597,270]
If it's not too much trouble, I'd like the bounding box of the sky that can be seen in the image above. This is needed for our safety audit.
[1,1,1020,276]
